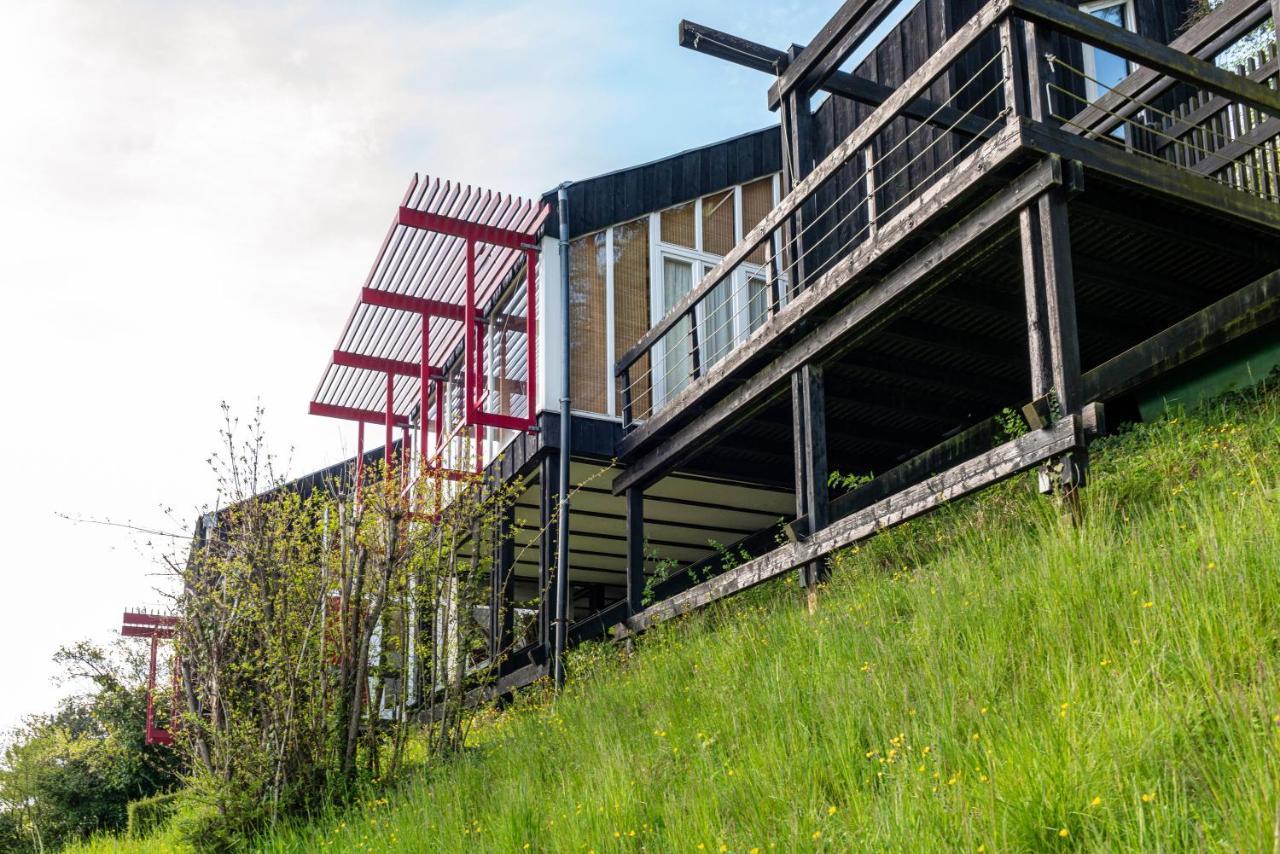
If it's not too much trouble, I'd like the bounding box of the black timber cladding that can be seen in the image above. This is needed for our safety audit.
[542,126,782,239]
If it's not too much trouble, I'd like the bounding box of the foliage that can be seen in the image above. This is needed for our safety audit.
[166,385,1280,852]
[126,791,179,838]
[826,469,875,491]
[640,550,681,607]
[0,639,180,851]
[164,405,521,849]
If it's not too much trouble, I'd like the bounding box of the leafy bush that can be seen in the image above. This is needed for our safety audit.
[126,791,178,839]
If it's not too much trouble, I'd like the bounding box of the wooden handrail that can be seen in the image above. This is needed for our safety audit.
[1011,0,1280,121]
[614,0,1015,378]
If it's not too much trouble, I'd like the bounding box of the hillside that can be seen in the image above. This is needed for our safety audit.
[80,386,1280,851]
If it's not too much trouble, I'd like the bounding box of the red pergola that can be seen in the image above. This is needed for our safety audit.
[310,175,550,482]
[121,610,179,746]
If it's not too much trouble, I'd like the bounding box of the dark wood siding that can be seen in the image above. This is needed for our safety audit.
[545,127,782,240]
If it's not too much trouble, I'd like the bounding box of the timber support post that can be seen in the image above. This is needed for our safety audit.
[791,363,829,613]
[625,487,646,616]
[780,48,815,297]
[1020,186,1087,520]
[489,500,515,669]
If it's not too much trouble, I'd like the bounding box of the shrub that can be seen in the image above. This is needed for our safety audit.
[125,792,179,839]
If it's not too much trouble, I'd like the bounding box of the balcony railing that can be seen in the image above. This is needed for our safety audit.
[614,0,1280,436]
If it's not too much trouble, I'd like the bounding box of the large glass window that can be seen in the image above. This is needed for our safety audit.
[1081,0,1135,101]
[658,256,695,402]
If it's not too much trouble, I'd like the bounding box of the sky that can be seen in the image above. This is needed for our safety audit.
[0,0,838,734]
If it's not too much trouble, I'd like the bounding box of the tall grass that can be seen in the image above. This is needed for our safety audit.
[78,389,1280,852]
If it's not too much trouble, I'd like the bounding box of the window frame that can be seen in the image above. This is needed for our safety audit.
[1080,0,1137,102]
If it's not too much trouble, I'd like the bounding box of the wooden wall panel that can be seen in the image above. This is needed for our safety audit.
[569,232,609,415]
[613,217,653,416]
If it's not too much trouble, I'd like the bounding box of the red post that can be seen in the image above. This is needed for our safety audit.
[525,248,538,424]
[420,315,431,468]
[146,635,158,741]
[356,421,365,504]
[401,426,410,488]
[464,239,477,421]
[385,372,395,482]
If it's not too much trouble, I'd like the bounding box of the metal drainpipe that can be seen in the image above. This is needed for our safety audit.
[553,182,572,690]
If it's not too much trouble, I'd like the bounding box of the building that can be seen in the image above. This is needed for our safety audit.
[303,0,1278,697]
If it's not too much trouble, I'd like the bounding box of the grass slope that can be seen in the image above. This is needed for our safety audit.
[83,390,1280,852]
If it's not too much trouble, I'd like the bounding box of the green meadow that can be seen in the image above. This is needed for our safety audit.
[79,386,1280,851]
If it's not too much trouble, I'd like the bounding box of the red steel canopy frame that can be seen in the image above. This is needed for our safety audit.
[122,611,179,746]
[309,175,549,484]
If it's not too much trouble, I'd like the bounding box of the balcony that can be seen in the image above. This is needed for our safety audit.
[612,0,1280,495]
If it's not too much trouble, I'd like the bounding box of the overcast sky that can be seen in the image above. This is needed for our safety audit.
[0,0,838,733]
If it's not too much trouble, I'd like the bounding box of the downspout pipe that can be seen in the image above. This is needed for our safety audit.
[553,182,572,690]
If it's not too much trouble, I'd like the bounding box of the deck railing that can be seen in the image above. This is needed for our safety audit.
[614,0,1280,435]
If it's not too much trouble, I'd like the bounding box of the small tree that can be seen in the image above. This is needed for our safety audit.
[0,639,181,851]
[172,407,520,847]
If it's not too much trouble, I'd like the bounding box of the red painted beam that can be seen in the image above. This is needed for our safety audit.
[361,287,465,321]
[332,350,443,379]
[309,401,411,427]
[122,612,178,627]
[122,625,176,639]
[398,207,538,250]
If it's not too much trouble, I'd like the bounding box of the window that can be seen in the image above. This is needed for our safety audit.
[1081,0,1136,102]
[657,255,696,402]
[568,232,608,414]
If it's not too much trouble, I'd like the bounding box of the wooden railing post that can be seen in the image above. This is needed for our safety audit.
[766,236,782,315]
[621,366,634,430]
[998,15,1018,118]
[863,144,879,240]
[1022,18,1052,123]
[688,310,703,380]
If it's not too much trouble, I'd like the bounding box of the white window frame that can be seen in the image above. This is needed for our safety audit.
[1080,0,1136,102]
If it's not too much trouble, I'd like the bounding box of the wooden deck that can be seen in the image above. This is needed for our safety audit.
[603,0,1280,640]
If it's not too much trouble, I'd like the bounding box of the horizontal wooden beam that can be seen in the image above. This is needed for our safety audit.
[1082,268,1280,401]
[1154,57,1278,152]
[617,0,1015,375]
[614,416,1083,637]
[1187,117,1280,176]
[1011,0,1280,121]
[765,0,902,110]
[1019,120,1280,234]
[613,142,1054,494]
[1067,0,1272,136]
[678,20,994,140]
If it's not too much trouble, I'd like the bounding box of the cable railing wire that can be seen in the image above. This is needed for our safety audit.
[620,56,1014,420]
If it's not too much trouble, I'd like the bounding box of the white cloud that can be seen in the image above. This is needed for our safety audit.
[0,0,826,733]
[0,0,611,732]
